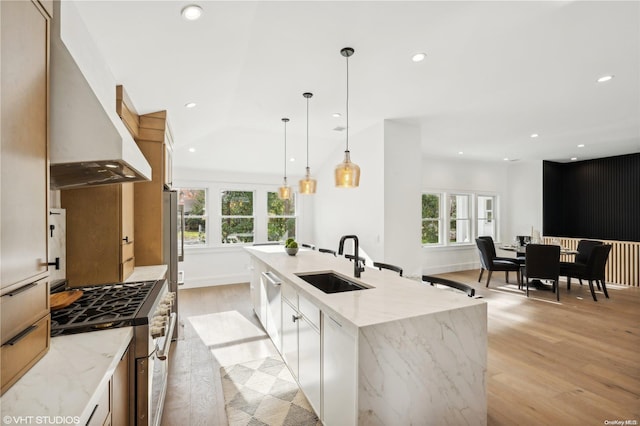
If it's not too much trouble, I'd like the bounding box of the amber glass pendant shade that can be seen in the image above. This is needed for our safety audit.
[299,167,317,194]
[278,178,291,200]
[334,150,361,188]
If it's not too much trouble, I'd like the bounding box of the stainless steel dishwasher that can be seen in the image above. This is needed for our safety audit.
[262,271,282,351]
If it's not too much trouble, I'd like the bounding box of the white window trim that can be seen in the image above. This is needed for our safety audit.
[422,189,501,248]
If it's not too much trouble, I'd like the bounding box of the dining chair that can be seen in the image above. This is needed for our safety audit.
[561,244,612,302]
[422,275,476,297]
[476,238,522,288]
[373,262,403,276]
[559,239,602,288]
[478,235,525,265]
[524,244,561,301]
[318,248,337,256]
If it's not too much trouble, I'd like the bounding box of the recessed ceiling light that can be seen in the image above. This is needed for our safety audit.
[289,157,295,162]
[332,113,341,118]
[458,151,464,155]
[530,133,539,138]
[577,144,585,148]
[571,157,578,161]
[597,75,614,83]
[503,157,509,161]
[188,147,195,153]
[412,52,427,62]
[181,5,202,21]
[185,102,197,108]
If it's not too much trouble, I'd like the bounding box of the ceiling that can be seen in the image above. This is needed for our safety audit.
[73,1,640,176]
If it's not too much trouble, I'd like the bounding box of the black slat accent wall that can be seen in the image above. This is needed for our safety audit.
[543,153,640,242]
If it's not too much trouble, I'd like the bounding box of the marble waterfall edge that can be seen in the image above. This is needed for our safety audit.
[358,303,487,425]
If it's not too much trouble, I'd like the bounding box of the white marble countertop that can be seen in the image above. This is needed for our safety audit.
[125,264,167,282]
[0,327,133,425]
[245,247,485,329]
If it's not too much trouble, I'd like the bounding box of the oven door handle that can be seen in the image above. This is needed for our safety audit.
[156,313,176,361]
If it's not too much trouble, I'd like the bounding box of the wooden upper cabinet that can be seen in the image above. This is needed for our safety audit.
[1,0,50,290]
[61,183,134,286]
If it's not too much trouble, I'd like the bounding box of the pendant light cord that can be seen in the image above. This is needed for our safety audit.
[345,54,350,152]
[283,119,287,180]
[306,96,310,168]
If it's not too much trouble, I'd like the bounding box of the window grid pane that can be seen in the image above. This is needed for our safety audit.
[422,193,441,244]
[221,190,254,244]
[267,192,296,242]
[179,188,207,245]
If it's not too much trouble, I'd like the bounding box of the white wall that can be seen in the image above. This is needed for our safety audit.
[312,122,385,259]
[383,120,422,277]
[506,160,543,242]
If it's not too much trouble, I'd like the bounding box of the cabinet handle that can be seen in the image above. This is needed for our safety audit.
[292,314,301,323]
[48,257,60,270]
[4,281,39,297]
[85,404,98,425]
[123,236,129,243]
[262,271,282,286]
[3,325,37,346]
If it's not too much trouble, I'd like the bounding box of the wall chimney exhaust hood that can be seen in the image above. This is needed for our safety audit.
[50,1,151,190]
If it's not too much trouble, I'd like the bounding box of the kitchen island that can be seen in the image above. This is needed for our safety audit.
[246,246,487,426]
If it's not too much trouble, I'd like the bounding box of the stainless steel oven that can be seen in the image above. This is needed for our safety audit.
[50,279,176,426]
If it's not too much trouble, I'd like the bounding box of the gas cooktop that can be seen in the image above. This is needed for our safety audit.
[50,280,160,337]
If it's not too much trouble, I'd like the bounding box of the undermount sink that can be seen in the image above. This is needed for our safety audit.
[296,272,369,294]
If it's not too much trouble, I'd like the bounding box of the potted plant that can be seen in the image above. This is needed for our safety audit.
[284,238,299,256]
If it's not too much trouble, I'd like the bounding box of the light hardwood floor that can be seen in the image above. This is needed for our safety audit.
[161,271,640,426]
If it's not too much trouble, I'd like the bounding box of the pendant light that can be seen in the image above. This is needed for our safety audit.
[299,92,317,194]
[334,47,361,188]
[278,118,291,200]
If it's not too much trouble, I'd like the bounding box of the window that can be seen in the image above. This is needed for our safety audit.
[221,190,254,244]
[267,192,296,242]
[448,194,471,243]
[179,188,207,246]
[477,195,496,239]
[422,193,441,244]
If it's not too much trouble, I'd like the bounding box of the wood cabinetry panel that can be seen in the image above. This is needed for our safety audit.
[1,315,50,395]
[62,185,133,286]
[1,0,49,289]
[1,277,49,345]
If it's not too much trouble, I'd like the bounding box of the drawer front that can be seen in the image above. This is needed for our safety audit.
[1,315,50,395]
[86,379,111,426]
[0,277,49,344]
[281,281,298,308]
[299,293,320,331]
[120,257,135,281]
[121,242,134,263]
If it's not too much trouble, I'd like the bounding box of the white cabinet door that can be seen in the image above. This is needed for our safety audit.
[298,316,321,415]
[249,260,266,325]
[323,313,357,426]
[281,300,299,379]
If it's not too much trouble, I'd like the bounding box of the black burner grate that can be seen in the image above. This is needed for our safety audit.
[50,281,157,336]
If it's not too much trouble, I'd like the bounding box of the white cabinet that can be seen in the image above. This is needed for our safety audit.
[281,284,321,415]
[323,312,357,426]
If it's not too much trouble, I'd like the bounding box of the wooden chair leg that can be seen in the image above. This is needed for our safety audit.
[486,270,493,287]
[478,269,484,283]
[600,279,610,298]
[567,276,571,291]
[555,280,559,302]
[505,271,510,284]
[526,276,529,297]
[579,278,584,286]
[596,280,602,290]
[587,280,598,302]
